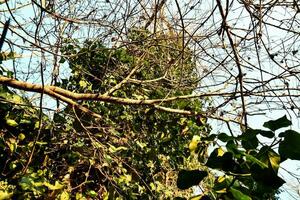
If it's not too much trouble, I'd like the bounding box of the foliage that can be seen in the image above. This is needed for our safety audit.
[0,30,210,199]
[177,115,300,200]
[1,29,300,200]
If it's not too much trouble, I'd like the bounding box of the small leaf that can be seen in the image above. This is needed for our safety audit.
[189,135,201,152]
[20,119,31,124]
[214,176,231,193]
[18,133,26,141]
[108,144,128,153]
[60,191,70,200]
[279,130,300,160]
[263,115,291,131]
[177,169,208,190]
[87,190,97,198]
[44,181,64,190]
[59,57,66,63]
[230,187,252,200]
[292,50,298,55]
[11,95,24,104]
[6,119,18,127]
[79,80,87,88]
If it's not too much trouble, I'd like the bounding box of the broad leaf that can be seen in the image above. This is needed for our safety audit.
[177,169,208,190]
[257,147,281,172]
[279,130,300,160]
[243,153,268,169]
[263,115,291,131]
[230,187,252,200]
[202,134,217,141]
[206,150,241,173]
[240,130,258,150]
[218,133,233,142]
[258,130,275,138]
[250,164,285,189]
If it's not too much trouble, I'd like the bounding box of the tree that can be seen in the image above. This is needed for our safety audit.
[1,0,300,199]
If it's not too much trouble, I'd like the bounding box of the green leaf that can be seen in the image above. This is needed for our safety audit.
[202,134,217,141]
[279,130,300,160]
[257,147,281,172]
[250,164,285,189]
[87,190,97,198]
[263,115,291,131]
[218,133,233,142]
[240,130,258,150]
[230,187,252,200]
[177,169,208,190]
[243,153,268,169]
[59,57,66,63]
[226,140,239,155]
[206,150,241,173]
[258,130,275,138]
[213,176,231,193]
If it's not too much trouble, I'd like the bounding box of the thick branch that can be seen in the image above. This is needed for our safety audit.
[0,76,233,105]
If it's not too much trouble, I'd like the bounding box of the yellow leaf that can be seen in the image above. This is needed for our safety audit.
[217,176,226,183]
[44,181,64,190]
[216,188,227,193]
[217,148,225,156]
[18,133,26,141]
[189,140,198,152]
[268,151,280,171]
[189,135,201,152]
[11,95,23,104]
[6,119,18,127]
[79,80,87,88]
[60,191,70,200]
[0,190,13,200]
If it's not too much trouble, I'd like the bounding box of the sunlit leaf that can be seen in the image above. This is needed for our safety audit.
[229,187,251,200]
[243,153,268,169]
[0,190,13,200]
[6,119,18,127]
[44,181,64,190]
[60,191,70,200]
[79,80,88,88]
